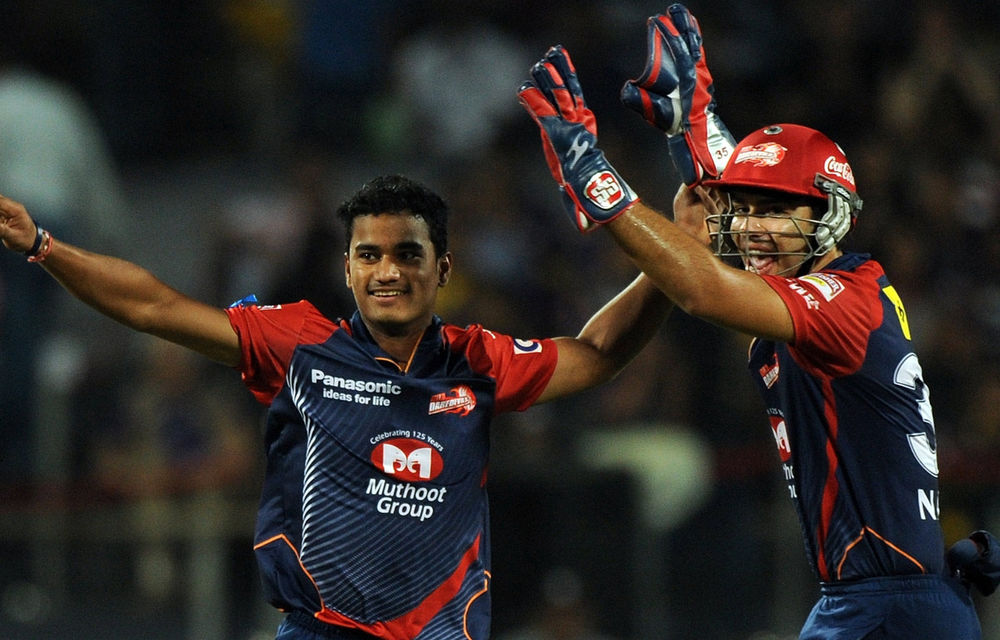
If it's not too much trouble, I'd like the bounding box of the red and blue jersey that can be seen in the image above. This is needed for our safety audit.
[750,253,944,583]
[225,301,557,639]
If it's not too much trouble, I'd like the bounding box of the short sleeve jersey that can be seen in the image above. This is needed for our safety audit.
[225,301,557,640]
[749,253,944,583]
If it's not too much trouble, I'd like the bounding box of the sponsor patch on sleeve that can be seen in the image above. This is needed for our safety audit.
[513,339,542,355]
[798,273,845,302]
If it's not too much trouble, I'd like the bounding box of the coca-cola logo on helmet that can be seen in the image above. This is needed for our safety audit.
[823,155,855,187]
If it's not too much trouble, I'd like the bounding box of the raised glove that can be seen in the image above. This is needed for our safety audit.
[519,45,638,232]
[948,530,1000,596]
[621,3,734,185]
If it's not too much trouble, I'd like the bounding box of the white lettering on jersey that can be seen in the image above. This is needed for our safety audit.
[894,353,938,477]
[365,478,448,522]
[787,280,821,310]
[917,489,940,520]
[310,369,403,395]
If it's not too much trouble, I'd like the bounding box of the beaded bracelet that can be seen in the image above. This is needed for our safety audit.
[26,229,53,263]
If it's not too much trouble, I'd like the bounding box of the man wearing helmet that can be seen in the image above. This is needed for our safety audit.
[702,124,862,279]
[519,3,998,638]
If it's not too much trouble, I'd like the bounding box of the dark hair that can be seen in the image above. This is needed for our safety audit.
[336,175,449,257]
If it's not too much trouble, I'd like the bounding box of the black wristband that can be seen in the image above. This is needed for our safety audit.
[24,225,45,256]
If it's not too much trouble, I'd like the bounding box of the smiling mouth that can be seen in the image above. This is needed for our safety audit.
[371,289,405,298]
[745,251,776,274]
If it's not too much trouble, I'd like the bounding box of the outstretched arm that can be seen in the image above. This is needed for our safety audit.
[608,197,793,341]
[0,194,241,365]
[536,272,671,404]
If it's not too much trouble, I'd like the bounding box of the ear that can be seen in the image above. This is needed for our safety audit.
[343,253,351,287]
[437,252,453,287]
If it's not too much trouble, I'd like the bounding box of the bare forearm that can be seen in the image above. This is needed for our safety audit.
[575,272,672,374]
[607,200,794,340]
[607,201,723,316]
[541,273,671,403]
[42,239,181,332]
[39,239,240,364]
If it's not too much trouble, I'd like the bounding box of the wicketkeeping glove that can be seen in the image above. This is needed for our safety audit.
[519,45,638,232]
[620,3,735,186]
[948,530,1000,596]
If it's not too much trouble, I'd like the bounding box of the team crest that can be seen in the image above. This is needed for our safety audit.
[734,142,787,167]
[759,353,780,389]
[428,385,477,416]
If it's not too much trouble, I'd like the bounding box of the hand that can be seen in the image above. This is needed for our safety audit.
[672,183,721,246]
[0,194,41,254]
[948,530,1000,596]
[620,3,735,185]
[519,45,638,232]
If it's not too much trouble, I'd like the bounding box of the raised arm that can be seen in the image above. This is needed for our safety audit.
[0,194,241,365]
[518,25,794,342]
[608,196,793,340]
[536,272,671,404]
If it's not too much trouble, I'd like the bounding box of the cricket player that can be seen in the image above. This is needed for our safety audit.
[519,4,999,638]
[0,173,682,639]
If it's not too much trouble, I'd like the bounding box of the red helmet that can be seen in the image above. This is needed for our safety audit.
[702,124,864,273]
[703,123,858,201]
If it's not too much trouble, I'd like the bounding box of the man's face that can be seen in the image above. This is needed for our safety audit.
[726,190,818,276]
[344,213,451,338]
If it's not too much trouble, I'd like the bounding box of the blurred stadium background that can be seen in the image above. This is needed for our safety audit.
[0,1,998,638]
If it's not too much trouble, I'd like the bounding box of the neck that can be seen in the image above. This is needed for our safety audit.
[808,247,843,273]
[364,321,429,366]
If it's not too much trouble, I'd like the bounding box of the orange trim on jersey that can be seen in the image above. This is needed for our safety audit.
[373,326,427,374]
[253,534,326,604]
[463,571,490,640]
[314,533,483,640]
[836,527,927,580]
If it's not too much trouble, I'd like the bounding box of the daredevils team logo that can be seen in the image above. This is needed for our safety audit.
[585,171,625,210]
[428,385,477,416]
[371,438,443,482]
[734,142,787,167]
[759,353,780,389]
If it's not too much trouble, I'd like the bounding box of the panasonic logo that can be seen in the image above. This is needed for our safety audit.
[311,369,403,395]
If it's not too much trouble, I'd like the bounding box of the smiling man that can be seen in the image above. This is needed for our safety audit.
[518,3,995,636]
[0,173,672,640]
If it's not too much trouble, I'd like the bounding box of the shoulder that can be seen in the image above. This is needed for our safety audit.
[442,323,549,357]
[227,299,341,345]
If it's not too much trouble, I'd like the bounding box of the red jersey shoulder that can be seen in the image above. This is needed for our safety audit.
[227,300,339,345]
[226,300,341,404]
[766,261,885,377]
[441,324,551,368]
[441,323,557,413]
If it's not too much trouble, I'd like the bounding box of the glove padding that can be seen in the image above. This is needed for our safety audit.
[519,45,638,232]
[621,3,735,186]
[947,530,1000,596]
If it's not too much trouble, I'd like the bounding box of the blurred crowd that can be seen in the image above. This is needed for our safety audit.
[0,1,998,639]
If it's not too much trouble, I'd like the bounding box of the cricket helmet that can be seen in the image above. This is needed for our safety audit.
[702,124,863,274]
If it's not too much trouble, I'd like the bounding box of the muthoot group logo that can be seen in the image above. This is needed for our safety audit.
[371,437,444,482]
